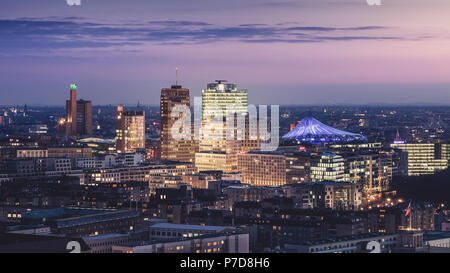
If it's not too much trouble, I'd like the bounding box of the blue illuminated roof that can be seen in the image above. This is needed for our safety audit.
[282,116,367,144]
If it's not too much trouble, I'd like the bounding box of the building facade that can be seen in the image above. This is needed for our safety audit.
[116,106,145,154]
[201,80,248,120]
[61,84,92,137]
[283,181,363,210]
[195,80,250,173]
[160,85,195,163]
[390,143,449,176]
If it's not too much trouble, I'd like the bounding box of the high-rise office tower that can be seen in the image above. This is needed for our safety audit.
[116,106,145,154]
[160,85,195,163]
[65,84,78,136]
[201,80,248,120]
[76,100,92,136]
[200,81,249,148]
[196,80,254,173]
[61,84,92,137]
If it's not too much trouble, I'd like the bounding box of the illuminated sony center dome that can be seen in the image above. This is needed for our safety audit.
[282,116,367,144]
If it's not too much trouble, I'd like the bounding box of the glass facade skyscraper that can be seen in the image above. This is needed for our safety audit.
[196,80,249,173]
[201,80,248,120]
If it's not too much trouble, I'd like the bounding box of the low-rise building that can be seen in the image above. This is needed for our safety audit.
[149,223,235,240]
[112,231,249,253]
[285,233,398,253]
[48,147,93,158]
[283,181,363,211]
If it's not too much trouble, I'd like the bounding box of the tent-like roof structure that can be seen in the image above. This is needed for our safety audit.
[282,116,367,144]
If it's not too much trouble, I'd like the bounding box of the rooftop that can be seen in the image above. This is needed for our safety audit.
[299,233,396,246]
[149,223,227,231]
[423,231,450,241]
[118,230,246,248]
[82,233,130,241]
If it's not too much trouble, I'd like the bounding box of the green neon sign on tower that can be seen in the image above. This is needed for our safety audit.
[70,84,77,90]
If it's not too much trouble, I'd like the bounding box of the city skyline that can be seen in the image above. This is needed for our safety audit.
[2,0,450,105]
[2,81,450,107]
[2,0,450,258]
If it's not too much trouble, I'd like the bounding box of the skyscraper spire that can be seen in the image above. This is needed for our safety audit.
[176,66,179,85]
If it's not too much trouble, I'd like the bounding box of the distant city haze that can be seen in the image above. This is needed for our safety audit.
[1,0,450,105]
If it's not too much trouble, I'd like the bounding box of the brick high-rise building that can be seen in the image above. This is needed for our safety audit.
[76,99,92,136]
[60,84,92,137]
[160,85,195,163]
[65,84,78,136]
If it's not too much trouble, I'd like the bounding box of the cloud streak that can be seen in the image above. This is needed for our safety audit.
[0,18,401,55]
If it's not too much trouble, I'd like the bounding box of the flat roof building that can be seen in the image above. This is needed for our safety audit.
[116,106,145,154]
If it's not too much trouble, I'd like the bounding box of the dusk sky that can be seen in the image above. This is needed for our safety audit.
[1,0,450,105]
